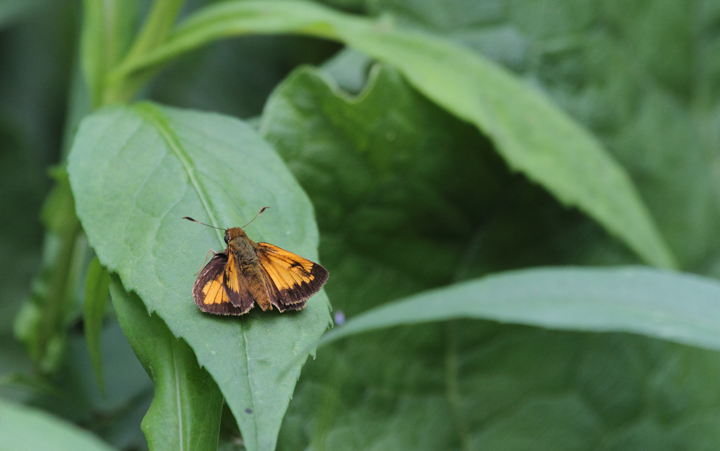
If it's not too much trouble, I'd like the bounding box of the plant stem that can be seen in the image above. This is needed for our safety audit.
[103,0,184,105]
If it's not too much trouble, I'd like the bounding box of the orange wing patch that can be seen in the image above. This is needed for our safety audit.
[224,252,241,293]
[222,252,255,314]
[201,278,227,305]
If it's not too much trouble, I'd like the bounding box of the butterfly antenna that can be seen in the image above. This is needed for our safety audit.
[240,206,269,229]
[183,217,225,231]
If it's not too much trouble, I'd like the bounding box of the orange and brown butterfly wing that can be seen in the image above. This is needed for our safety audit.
[222,251,255,314]
[192,253,252,315]
[254,242,329,312]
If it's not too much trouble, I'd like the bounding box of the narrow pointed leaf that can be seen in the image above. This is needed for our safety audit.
[68,103,331,451]
[110,277,222,451]
[321,267,720,352]
[113,0,674,268]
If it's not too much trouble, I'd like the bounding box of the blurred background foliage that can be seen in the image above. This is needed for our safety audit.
[3,0,720,450]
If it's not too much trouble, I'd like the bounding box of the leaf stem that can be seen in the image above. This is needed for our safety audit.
[102,0,184,105]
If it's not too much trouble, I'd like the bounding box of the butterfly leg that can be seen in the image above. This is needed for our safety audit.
[195,249,218,275]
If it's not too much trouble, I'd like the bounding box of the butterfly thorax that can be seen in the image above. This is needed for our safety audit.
[224,228,273,310]
[226,230,257,262]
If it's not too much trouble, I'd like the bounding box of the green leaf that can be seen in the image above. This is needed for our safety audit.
[68,103,331,451]
[110,277,222,451]
[321,267,720,351]
[262,64,638,313]
[0,398,116,451]
[83,257,111,394]
[262,64,499,306]
[112,0,674,269]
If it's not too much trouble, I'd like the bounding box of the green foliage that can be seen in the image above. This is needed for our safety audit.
[320,267,720,350]
[3,0,720,450]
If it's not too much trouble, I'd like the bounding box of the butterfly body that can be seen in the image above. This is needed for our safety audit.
[225,227,273,311]
[189,217,328,316]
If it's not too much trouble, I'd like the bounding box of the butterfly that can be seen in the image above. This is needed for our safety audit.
[183,207,328,315]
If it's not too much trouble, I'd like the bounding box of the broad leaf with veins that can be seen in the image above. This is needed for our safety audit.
[68,102,331,451]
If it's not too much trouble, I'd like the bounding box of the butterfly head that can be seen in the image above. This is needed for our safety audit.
[224,227,247,244]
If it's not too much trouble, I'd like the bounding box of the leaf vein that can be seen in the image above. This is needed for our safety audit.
[133,103,223,243]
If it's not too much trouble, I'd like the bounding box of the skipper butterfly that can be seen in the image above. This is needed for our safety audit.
[184,208,328,315]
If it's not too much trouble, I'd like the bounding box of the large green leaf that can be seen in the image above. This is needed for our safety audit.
[262,64,637,314]
[0,399,116,451]
[110,277,222,451]
[111,0,674,269]
[265,64,514,314]
[68,103,331,451]
[321,267,720,351]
